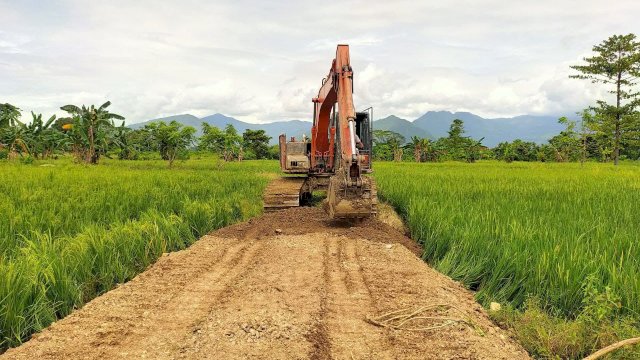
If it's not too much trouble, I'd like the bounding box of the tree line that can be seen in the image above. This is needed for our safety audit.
[2,33,638,165]
[372,119,485,163]
[372,113,640,163]
[373,33,640,164]
[0,102,275,166]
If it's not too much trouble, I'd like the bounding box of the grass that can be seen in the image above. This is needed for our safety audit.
[374,161,640,359]
[0,156,278,350]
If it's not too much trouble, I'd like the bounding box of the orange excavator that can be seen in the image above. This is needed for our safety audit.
[263,44,377,219]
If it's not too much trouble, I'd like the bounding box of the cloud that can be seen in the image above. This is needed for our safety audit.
[0,0,638,124]
[0,33,30,54]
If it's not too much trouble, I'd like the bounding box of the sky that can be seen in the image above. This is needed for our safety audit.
[1,0,638,124]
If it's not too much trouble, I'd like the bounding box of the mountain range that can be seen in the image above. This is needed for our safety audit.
[129,111,566,147]
[129,113,311,145]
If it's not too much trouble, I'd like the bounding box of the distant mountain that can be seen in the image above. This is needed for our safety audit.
[129,113,310,145]
[374,115,433,141]
[413,111,564,147]
[129,114,202,129]
[129,114,201,130]
[129,110,566,147]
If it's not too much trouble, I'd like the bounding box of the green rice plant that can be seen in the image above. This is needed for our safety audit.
[0,157,278,350]
[375,161,640,358]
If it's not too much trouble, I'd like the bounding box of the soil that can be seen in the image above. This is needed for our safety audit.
[1,207,529,359]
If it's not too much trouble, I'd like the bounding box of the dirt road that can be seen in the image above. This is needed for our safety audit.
[2,207,529,359]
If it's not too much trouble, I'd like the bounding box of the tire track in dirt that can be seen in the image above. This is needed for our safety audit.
[323,237,394,359]
[174,238,272,358]
[1,207,530,360]
[304,238,332,360]
[175,234,327,359]
[104,240,265,359]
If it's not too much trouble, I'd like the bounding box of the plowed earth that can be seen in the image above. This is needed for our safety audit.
[2,207,529,360]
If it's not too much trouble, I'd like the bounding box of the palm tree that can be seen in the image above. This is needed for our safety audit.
[60,101,124,164]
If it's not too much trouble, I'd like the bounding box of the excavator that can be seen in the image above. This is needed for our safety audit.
[263,44,377,219]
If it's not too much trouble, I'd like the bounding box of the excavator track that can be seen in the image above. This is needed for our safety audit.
[263,177,306,212]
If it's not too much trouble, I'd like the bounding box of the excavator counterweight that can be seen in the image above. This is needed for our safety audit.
[263,44,377,219]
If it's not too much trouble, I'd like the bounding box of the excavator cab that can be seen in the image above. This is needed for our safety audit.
[278,135,310,174]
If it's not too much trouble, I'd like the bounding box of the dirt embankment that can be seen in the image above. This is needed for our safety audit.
[1,207,529,359]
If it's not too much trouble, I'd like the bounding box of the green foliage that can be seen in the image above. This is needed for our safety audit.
[548,117,582,162]
[59,101,125,164]
[112,123,138,160]
[375,161,640,357]
[373,129,405,161]
[0,103,21,128]
[0,111,68,159]
[405,136,434,162]
[570,33,640,165]
[198,123,243,161]
[198,122,226,154]
[493,116,600,163]
[0,158,277,350]
[242,129,271,159]
[267,144,280,160]
[440,119,485,162]
[375,120,485,163]
[491,278,640,359]
[223,124,242,161]
[146,121,196,166]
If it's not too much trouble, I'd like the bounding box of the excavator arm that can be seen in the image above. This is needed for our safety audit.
[311,45,357,171]
[313,45,376,219]
[267,44,376,219]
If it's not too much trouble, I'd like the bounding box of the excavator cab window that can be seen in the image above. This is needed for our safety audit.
[355,111,372,152]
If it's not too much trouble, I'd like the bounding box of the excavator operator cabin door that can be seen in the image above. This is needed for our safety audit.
[355,108,373,171]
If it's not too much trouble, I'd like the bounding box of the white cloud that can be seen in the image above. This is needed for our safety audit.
[0,0,638,124]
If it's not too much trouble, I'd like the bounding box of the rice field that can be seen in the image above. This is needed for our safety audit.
[375,161,640,318]
[4,157,640,357]
[375,161,640,357]
[0,157,277,350]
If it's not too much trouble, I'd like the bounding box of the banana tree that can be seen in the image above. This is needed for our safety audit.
[0,103,21,128]
[23,112,60,158]
[0,125,29,157]
[0,112,69,159]
[408,136,422,162]
[418,138,433,162]
[113,122,137,160]
[60,101,124,164]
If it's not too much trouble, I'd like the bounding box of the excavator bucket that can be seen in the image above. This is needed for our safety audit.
[325,176,377,220]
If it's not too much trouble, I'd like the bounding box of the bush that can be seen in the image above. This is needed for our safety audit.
[20,156,34,164]
[491,279,640,359]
